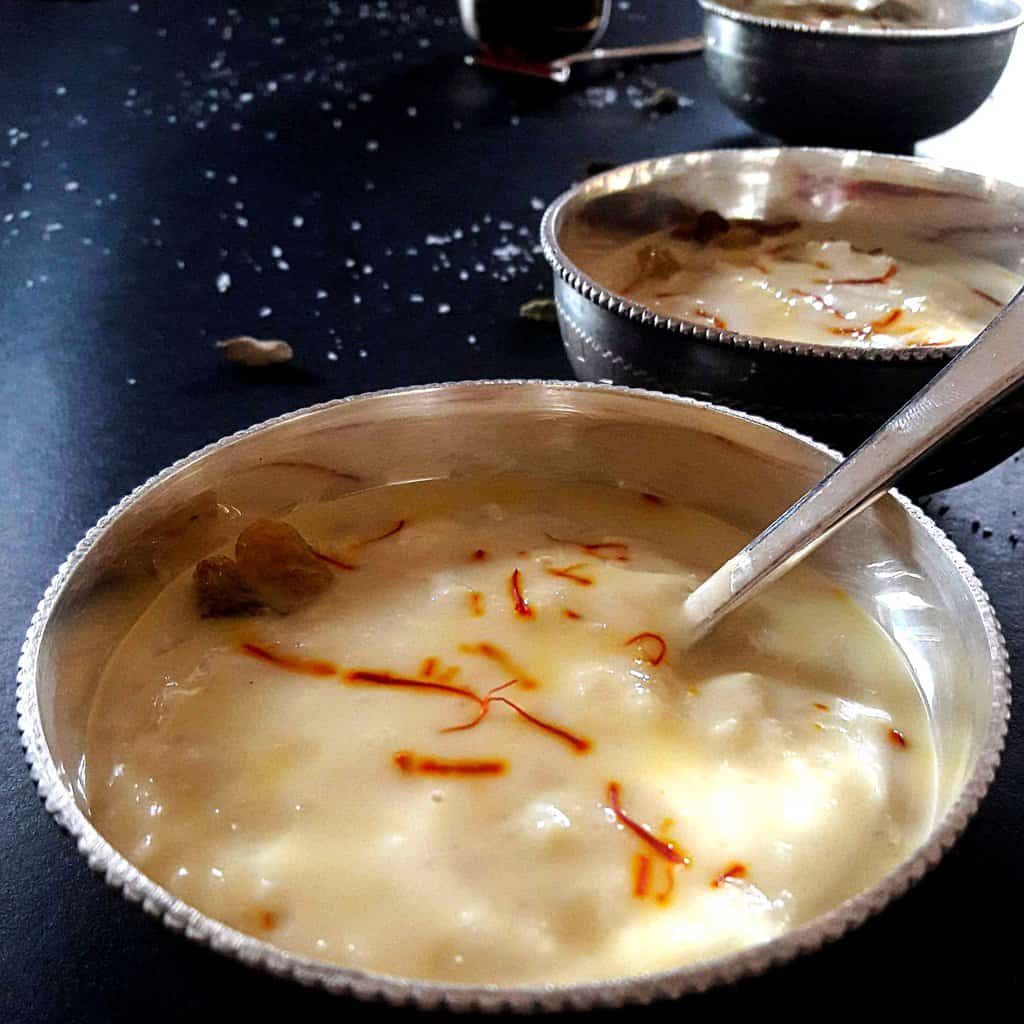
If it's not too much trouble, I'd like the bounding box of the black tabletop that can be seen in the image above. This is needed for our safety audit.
[2,2,1021,1021]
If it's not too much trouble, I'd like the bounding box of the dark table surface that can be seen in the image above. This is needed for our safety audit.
[1,2,1021,1021]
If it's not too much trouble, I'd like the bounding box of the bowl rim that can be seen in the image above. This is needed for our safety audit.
[17,380,1011,1011]
[540,146,1024,364]
[697,0,1024,39]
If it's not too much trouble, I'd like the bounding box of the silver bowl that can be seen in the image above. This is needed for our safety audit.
[542,147,1024,493]
[698,0,1024,147]
[17,381,1009,1009]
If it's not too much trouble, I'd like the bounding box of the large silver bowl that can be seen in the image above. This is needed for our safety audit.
[18,382,1009,1010]
[542,147,1024,493]
[699,0,1024,147]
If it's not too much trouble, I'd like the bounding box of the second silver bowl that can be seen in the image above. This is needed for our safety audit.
[542,147,1024,492]
[699,0,1024,147]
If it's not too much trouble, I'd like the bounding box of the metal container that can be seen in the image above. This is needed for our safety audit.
[18,381,1009,1009]
[698,0,1024,148]
[542,147,1024,493]
[458,0,611,61]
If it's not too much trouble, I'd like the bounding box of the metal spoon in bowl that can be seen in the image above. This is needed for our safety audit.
[679,285,1024,646]
[465,37,704,84]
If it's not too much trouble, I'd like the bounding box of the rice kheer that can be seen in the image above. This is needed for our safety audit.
[561,203,1020,349]
[86,477,936,984]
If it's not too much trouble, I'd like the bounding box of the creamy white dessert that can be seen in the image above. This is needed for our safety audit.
[726,0,939,29]
[86,477,936,985]
[564,211,1019,349]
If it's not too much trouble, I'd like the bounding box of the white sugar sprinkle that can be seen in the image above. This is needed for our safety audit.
[215,272,232,293]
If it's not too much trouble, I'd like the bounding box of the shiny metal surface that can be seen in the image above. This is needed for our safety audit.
[698,0,1024,147]
[464,37,705,83]
[684,286,1024,639]
[17,381,1010,1009]
[458,0,611,61]
[541,146,1024,491]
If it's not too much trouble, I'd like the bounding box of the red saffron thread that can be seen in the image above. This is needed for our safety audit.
[791,288,849,320]
[491,696,591,753]
[606,782,688,865]
[831,306,904,338]
[358,520,406,546]
[972,288,1002,307]
[510,568,533,618]
[889,728,908,749]
[632,854,652,898]
[241,643,338,677]
[443,681,591,753]
[711,862,748,888]
[469,590,485,616]
[312,550,357,570]
[641,493,665,505]
[471,548,487,561]
[564,609,582,620]
[816,262,897,286]
[873,308,902,330]
[459,641,538,689]
[813,702,829,711]
[545,533,630,562]
[654,868,676,905]
[625,632,668,666]
[547,563,594,586]
[420,657,437,678]
[345,669,480,703]
[693,305,727,330]
[393,751,506,776]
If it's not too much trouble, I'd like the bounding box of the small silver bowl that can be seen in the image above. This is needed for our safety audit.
[541,147,1024,492]
[698,0,1024,147]
[18,382,1009,1009]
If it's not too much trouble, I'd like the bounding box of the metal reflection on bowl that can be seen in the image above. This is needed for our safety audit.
[698,0,1024,147]
[541,147,1024,491]
[17,381,1010,1009]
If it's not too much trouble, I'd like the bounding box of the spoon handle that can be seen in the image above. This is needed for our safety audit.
[562,38,706,66]
[681,286,1024,640]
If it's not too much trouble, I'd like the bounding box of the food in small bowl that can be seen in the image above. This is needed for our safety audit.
[18,383,1009,1008]
[562,205,1019,350]
[699,0,1024,147]
[729,0,953,29]
[543,148,1024,490]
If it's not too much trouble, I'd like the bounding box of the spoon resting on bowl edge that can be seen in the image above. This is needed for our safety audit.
[680,285,1024,646]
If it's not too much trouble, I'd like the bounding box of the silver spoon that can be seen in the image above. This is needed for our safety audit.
[680,285,1024,645]
[464,37,704,84]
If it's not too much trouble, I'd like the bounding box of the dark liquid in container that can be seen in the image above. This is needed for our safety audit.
[464,0,610,61]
